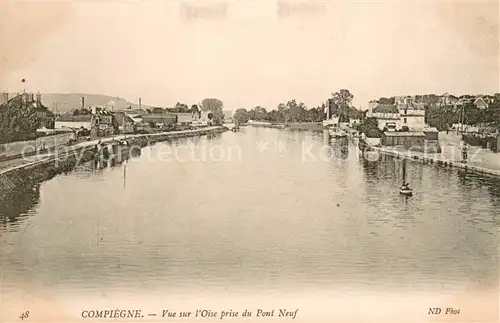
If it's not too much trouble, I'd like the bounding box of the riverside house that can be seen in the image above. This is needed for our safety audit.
[55,114,92,130]
[141,114,177,128]
[175,113,194,125]
[55,107,116,138]
[381,131,425,150]
[370,103,400,130]
[369,98,426,131]
[113,112,135,134]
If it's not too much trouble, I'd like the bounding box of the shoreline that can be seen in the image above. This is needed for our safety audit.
[249,122,326,131]
[371,145,500,178]
[0,126,227,191]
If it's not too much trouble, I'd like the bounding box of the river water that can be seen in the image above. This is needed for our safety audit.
[1,127,499,322]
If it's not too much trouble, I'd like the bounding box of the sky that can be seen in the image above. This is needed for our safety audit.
[1,0,498,111]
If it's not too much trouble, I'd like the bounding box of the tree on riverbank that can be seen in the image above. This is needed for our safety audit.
[0,96,40,144]
[424,101,500,131]
[201,98,224,125]
[357,117,382,138]
[233,108,250,123]
[167,102,190,113]
[236,102,326,124]
[331,89,354,122]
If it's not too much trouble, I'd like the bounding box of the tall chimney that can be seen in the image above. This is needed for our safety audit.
[81,97,85,110]
[139,97,142,110]
[36,91,41,107]
[0,92,8,106]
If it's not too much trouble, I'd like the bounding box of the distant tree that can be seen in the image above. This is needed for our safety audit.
[249,106,268,121]
[268,110,280,122]
[171,102,190,113]
[305,107,323,122]
[331,89,354,122]
[233,108,250,123]
[357,117,381,138]
[201,98,224,125]
[0,95,40,144]
[378,97,394,104]
[425,104,457,131]
[152,107,164,114]
[422,94,440,106]
[484,101,500,128]
[286,100,307,122]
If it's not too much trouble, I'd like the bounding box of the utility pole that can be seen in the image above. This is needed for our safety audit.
[461,104,465,134]
[326,99,330,120]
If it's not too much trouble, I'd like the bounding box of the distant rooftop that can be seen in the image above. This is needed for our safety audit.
[56,115,92,122]
[373,104,398,113]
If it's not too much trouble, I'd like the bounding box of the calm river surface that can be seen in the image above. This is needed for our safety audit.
[1,127,499,321]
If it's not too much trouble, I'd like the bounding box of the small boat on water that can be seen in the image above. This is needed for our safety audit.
[399,158,413,197]
[329,128,347,138]
[399,185,413,196]
[229,124,240,132]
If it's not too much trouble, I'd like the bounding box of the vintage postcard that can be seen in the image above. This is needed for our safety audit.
[0,0,499,322]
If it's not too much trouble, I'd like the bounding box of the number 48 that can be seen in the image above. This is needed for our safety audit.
[19,311,29,320]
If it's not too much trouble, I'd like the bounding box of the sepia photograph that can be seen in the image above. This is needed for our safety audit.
[0,0,499,322]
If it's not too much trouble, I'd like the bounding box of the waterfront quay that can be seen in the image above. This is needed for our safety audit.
[0,126,227,189]
[374,145,500,177]
[359,131,500,178]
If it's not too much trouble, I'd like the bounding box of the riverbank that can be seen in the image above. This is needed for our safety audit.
[286,123,325,131]
[0,126,227,190]
[371,141,500,177]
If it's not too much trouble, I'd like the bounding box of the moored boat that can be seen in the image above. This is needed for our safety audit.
[399,186,413,196]
[329,128,347,138]
[399,159,413,197]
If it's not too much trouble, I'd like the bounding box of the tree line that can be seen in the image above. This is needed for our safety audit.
[233,89,362,124]
[425,102,500,131]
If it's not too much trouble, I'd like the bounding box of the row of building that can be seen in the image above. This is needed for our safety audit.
[367,93,496,132]
[368,96,426,131]
[363,96,433,151]
[1,92,234,141]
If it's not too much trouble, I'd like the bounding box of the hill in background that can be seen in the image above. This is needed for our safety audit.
[35,93,153,114]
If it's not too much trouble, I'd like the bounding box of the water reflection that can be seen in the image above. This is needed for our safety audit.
[0,179,40,229]
[0,128,499,299]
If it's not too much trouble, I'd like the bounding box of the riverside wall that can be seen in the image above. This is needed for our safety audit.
[0,126,227,191]
[372,146,500,178]
[0,132,76,161]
